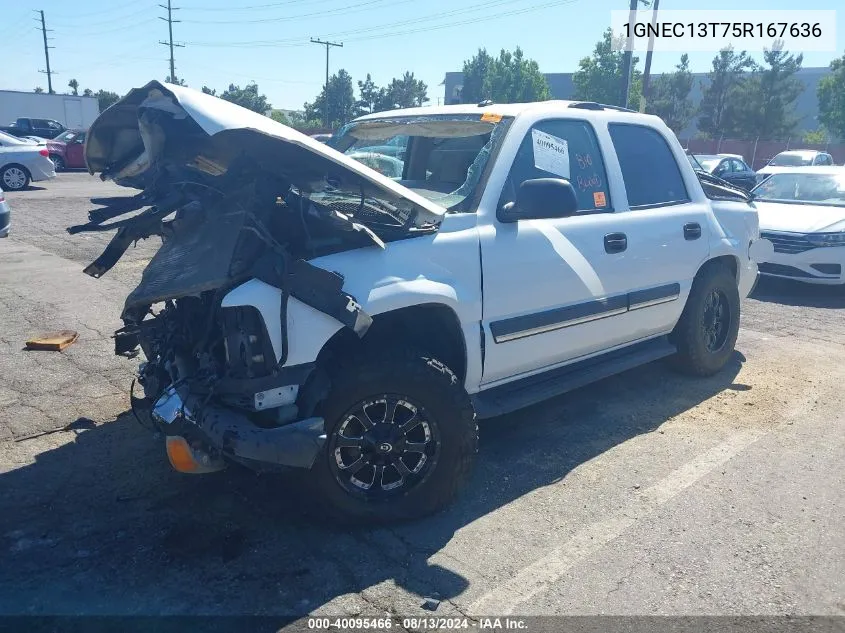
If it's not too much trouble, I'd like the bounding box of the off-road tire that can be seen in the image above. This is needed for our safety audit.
[307,349,477,524]
[670,263,740,376]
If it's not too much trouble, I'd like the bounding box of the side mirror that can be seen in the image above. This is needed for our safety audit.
[498,178,579,223]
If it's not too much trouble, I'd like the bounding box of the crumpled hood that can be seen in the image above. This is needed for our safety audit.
[755,200,845,233]
[84,80,445,223]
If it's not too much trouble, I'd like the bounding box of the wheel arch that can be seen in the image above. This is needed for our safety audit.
[317,302,469,385]
[697,254,739,282]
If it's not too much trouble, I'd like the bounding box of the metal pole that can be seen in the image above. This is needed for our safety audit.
[639,0,659,113]
[167,0,175,81]
[311,38,343,128]
[751,137,759,169]
[159,1,183,83]
[40,11,53,94]
[620,0,639,107]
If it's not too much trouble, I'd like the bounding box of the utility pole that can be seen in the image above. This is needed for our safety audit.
[311,38,343,128]
[639,0,660,113]
[159,0,184,83]
[619,0,639,108]
[36,10,55,94]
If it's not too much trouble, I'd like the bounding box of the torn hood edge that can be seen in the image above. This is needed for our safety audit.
[85,80,446,222]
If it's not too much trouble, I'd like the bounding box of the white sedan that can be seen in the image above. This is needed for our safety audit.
[0,131,56,191]
[753,166,845,285]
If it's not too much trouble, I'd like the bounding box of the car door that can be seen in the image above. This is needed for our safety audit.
[66,132,85,167]
[479,118,708,385]
[728,158,755,190]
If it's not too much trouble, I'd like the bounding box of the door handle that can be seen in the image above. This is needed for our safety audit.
[604,232,627,254]
[684,222,702,240]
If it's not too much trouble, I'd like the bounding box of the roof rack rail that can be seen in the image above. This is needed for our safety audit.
[568,101,636,113]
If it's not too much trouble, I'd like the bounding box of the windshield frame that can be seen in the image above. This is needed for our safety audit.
[750,172,845,207]
[332,113,513,213]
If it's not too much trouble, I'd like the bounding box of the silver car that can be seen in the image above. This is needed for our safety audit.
[0,192,10,237]
[0,131,56,191]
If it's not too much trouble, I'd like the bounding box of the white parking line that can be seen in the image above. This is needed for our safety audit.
[468,427,768,615]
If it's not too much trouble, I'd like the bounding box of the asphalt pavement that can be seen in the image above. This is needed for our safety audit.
[0,173,843,624]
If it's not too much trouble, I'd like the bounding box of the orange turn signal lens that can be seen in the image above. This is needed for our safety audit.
[166,436,200,473]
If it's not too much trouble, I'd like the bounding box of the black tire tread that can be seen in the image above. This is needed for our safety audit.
[670,262,740,377]
[307,347,477,525]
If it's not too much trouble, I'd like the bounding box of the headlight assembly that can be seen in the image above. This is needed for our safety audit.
[807,232,845,247]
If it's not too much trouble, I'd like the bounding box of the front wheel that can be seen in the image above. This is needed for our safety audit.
[308,350,477,524]
[670,263,740,376]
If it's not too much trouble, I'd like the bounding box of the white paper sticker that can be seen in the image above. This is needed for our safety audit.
[532,129,570,178]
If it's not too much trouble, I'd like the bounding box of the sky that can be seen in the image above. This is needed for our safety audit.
[3,0,844,112]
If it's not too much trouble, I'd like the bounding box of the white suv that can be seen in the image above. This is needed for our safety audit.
[73,82,768,522]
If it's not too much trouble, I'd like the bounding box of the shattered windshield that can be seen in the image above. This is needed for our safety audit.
[332,114,509,212]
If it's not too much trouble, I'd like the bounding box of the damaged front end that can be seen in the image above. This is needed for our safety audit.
[70,81,446,473]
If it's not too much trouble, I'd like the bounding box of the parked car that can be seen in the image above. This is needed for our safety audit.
[0,192,10,237]
[46,129,87,171]
[756,150,835,184]
[0,117,67,140]
[73,81,766,522]
[752,166,845,285]
[0,131,56,191]
[693,154,757,190]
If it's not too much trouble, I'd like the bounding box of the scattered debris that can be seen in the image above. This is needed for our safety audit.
[25,330,78,351]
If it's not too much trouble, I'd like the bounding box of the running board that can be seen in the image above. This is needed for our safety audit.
[471,337,677,419]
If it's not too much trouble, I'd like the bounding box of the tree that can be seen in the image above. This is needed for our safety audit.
[572,29,641,109]
[34,87,44,94]
[83,88,93,97]
[647,54,693,135]
[803,128,828,144]
[270,110,290,126]
[165,76,187,86]
[201,86,217,96]
[356,73,380,116]
[94,90,120,112]
[220,82,271,113]
[818,52,845,139]
[374,71,429,111]
[697,48,756,138]
[68,79,79,95]
[460,47,551,104]
[731,44,803,139]
[303,69,355,129]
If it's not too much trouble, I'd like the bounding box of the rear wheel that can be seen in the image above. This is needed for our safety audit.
[50,155,65,172]
[308,349,477,524]
[0,165,30,191]
[670,263,740,376]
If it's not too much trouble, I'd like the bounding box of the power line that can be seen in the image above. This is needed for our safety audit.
[180,0,401,25]
[183,0,576,48]
[159,0,185,83]
[50,6,154,28]
[50,3,155,21]
[180,0,336,12]
[35,9,55,94]
[311,38,343,128]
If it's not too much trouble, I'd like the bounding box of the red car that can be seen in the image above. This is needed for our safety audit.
[46,129,87,171]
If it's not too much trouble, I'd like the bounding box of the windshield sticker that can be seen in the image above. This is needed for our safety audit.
[532,129,570,178]
[481,112,502,123]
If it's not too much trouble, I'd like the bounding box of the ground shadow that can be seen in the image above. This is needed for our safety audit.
[0,353,744,617]
[750,276,845,309]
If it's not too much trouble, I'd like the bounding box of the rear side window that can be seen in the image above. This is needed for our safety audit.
[499,119,612,213]
[608,123,689,209]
